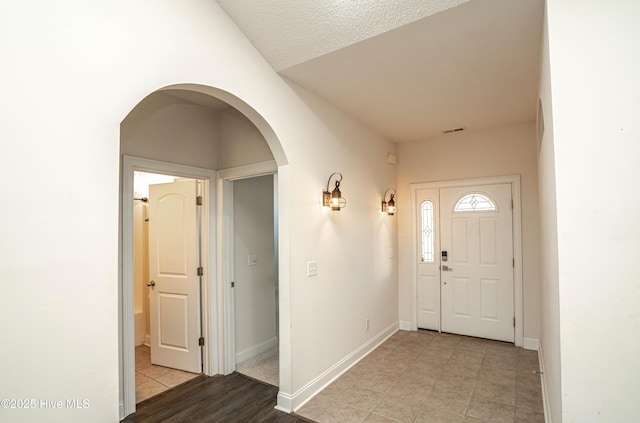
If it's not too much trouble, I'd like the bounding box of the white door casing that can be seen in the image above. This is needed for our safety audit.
[149,179,202,373]
[440,184,514,342]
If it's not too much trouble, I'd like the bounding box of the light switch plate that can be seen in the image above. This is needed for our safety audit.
[248,254,257,266]
[307,261,317,277]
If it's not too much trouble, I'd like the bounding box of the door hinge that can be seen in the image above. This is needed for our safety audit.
[197,267,204,276]
[513,258,515,268]
[199,337,205,346]
[514,317,516,327]
[511,199,514,209]
[196,196,203,206]
[231,281,235,288]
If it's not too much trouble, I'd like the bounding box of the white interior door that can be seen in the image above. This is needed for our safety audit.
[416,188,440,330]
[440,184,514,342]
[149,179,201,373]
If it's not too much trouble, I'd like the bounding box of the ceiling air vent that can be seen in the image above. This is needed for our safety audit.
[442,127,466,134]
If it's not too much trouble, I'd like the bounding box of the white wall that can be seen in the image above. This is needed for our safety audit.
[0,1,396,420]
[121,92,218,170]
[545,1,640,421]
[233,175,277,361]
[537,7,562,422]
[121,88,274,172]
[218,108,274,169]
[133,202,149,345]
[283,81,398,394]
[133,203,146,314]
[397,122,540,341]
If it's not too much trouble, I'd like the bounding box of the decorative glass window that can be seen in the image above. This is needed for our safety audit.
[454,193,496,212]
[421,200,434,262]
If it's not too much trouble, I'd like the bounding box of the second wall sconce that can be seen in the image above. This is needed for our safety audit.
[323,172,346,211]
[382,188,397,215]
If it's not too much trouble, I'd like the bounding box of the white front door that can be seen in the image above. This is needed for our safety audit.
[148,179,201,373]
[440,184,514,342]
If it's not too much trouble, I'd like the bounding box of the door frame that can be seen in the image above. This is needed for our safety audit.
[410,175,524,347]
[120,156,217,418]
[216,160,278,374]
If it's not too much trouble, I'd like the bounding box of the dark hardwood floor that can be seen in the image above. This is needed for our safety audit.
[122,372,314,423]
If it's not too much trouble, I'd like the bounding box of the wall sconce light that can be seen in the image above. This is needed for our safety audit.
[323,172,346,211]
[382,188,397,215]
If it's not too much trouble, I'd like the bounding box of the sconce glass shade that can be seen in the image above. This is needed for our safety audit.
[323,173,346,211]
[330,183,342,209]
[382,189,397,215]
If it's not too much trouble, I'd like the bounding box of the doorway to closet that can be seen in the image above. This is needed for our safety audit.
[218,165,279,387]
[231,175,279,386]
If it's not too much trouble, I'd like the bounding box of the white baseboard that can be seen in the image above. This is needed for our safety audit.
[538,343,552,423]
[119,401,125,421]
[276,393,294,414]
[236,336,278,364]
[144,334,150,347]
[523,337,540,350]
[278,322,399,413]
[399,320,412,331]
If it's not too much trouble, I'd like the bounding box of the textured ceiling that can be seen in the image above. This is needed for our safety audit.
[215,0,471,71]
[214,0,544,142]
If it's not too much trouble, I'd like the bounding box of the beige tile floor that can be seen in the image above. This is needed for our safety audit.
[135,345,200,403]
[296,330,545,423]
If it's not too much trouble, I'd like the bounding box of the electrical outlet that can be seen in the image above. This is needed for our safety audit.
[365,318,370,331]
[307,261,317,277]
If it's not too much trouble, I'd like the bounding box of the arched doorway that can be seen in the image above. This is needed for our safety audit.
[119,84,290,419]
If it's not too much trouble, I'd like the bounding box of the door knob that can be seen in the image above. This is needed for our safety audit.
[147,280,156,287]
[442,265,453,271]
